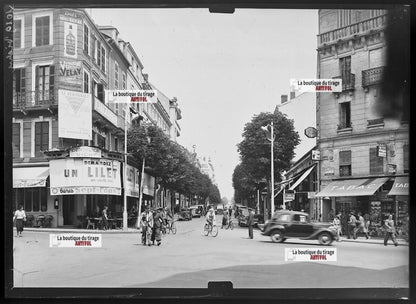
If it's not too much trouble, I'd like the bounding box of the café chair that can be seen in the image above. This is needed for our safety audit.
[44,215,53,228]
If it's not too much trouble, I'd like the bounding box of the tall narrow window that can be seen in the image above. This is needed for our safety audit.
[35,16,50,46]
[403,144,409,174]
[91,35,96,62]
[114,137,118,152]
[114,63,119,89]
[97,41,101,67]
[122,72,126,89]
[14,19,22,48]
[369,147,384,175]
[339,102,351,129]
[13,68,26,104]
[339,56,351,85]
[12,123,21,158]
[83,71,89,93]
[83,24,89,55]
[35,65,55,102]
[339,150,351,176]
[101,47,106,73]
[35,121,49,157]
[97,83,104,102]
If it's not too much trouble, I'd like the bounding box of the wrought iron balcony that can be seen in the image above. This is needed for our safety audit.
[332,73,355,92]
[318,14,387,47]
[362,66,385,88]
[13,89,58,110]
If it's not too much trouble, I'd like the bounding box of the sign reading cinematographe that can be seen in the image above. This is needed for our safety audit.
[49,158,121,195]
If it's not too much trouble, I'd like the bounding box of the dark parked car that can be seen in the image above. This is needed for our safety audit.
[178,208,192,221]
[258,210,336,245]
[189,205,203,218]
[238,212,264,227]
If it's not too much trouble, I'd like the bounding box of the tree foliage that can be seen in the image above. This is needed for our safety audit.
[127,123,220,203]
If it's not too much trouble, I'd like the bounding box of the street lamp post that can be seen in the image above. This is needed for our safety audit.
[136,135,151,229]
[123,105,129,230]
[261,121,275,221]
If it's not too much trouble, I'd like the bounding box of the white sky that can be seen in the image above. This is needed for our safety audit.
[90,8,318,200]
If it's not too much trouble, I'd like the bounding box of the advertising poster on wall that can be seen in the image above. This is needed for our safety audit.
[142,172,155,196]
[58,89,92,140]
[125,164,140,198]
[64,22,77,58]
[49,158,121,195]
[58,60,82,88]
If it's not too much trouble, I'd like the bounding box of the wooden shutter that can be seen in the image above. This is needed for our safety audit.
[12,123,20,158]
[49,65,55,97]
[339,150,351,166]
[403,144,409,172]
[35,122,42,156]
[369,147,383,175]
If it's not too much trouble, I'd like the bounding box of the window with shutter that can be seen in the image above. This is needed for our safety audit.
[35,121,49,157]
[35,16,50,46]
[84,24,89,55]
[97,41,101,67]
[403,144,409,173]
[369,147,384,175]
[101,47,106,73]
[12,123,21,158]
[13,68,26,104]
[339,102,351,129]
[339,150,351,176]
[97,83,104,102]
[14,19,22,48]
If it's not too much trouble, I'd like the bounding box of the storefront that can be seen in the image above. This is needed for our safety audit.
[387,176,409,226]
[46,146,123,227]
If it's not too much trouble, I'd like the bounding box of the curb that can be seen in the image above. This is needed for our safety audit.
[16,227,140,234]
[339,238,408,246]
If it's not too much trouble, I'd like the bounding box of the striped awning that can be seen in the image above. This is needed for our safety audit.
[387,176,409,196]
[13,167,49,188]
[315,177,389,197]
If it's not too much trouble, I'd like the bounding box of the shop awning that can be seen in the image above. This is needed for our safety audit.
[315,177,389,197]
[387,176,409,196]
[289,165,316,191]
[13,167,49,188]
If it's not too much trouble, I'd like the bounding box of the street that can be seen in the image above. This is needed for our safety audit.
[13,217,408,289]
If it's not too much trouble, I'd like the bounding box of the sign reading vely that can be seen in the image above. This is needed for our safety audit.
[106,90,158,104]
[49,158,121,195]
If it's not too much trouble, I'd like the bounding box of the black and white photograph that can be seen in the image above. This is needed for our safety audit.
[3,2,412,301]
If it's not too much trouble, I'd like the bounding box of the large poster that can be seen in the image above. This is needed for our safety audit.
[125,164,140,198]
[64,22,78,58]
[49,158,121,195]
[58,89,92,140]
[58,60,82,88]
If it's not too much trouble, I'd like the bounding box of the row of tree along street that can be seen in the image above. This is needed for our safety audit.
[233,111,300,219]
[128,123,221,208]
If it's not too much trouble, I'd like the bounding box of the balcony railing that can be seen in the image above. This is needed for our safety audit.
[362,66,385,88]
[13,89,57,109]
[367,118,384,126]
[337,122,352,130]
[333,73,355,92]
[318,14,387,46]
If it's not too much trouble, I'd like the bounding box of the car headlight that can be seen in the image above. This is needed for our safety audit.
[264,220,269,226]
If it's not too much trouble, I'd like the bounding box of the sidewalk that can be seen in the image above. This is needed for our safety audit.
[15,227,140,234]
[338,236,408,246]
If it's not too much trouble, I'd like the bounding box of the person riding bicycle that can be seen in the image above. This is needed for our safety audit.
[206,207,216,228]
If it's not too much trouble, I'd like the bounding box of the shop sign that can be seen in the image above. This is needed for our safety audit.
[58,90,92,140]
[126,164,140,198]
[284,190,295,202]
[387,164,397,174]
[323,167,335,176]
[142,173,155,196]
[49,158,121,195]
[307,192,316,199]
[94,99,118,127]
[378,144,387,158]
[69,146,102,158]
[311,150,321,161]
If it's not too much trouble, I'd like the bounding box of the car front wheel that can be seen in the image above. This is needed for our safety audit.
[318,232,333,245]
[270,230,285,243]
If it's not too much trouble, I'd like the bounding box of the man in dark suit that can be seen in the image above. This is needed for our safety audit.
[247,208,254,239]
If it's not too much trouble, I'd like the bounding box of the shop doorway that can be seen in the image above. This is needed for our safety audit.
[63,196,75,225]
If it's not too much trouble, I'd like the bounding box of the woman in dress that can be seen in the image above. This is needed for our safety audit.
[14,205,26,237]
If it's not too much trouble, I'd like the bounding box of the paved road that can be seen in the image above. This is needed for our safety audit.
[12,217,409,289]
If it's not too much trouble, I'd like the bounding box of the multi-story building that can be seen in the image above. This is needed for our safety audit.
[315,9,409,224]
[11,8,181,227]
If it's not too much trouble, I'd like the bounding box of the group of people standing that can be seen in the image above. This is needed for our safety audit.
[331,210,399,246]
[139,206,173,246]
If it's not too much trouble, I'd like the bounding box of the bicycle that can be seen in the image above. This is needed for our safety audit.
[204,222,218,237]
[166,219,177,235]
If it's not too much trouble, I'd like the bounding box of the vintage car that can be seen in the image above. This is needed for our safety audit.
[238,211,264,228]
[189,205,203,218]
[178,208,192,221]
[258,210,336,245]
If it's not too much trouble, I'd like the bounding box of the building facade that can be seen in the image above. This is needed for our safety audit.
[316,9,409,225]
[11,8,181,227]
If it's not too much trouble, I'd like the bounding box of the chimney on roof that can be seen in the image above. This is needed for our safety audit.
[290,91,295,100]
[281,94,288,104]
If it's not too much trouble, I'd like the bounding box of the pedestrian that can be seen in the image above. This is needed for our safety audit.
[347,212,357,239]
[101,206,109,230]
[363,212,371,237]
[333,213,342,241]
[140,206,153,246]
[13,205,26,237]
[353,212,369,239]
[383,214,398,246]
[151,208,157,245]
[247,208,254,239]
[153,208,163,246]
[328,209,335,222]
[228,206,232,217]
[221,212,229,229]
